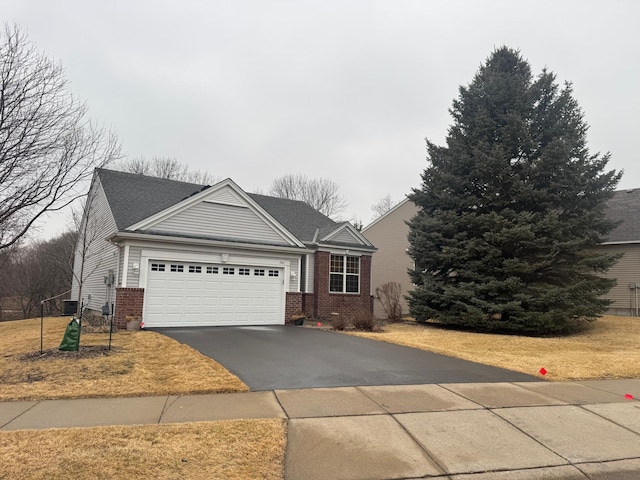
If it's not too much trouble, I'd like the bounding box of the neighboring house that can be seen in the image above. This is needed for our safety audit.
[71,169,376,329]
[363,190,640,319]
[362,199,418,319]
[599,188,640,316]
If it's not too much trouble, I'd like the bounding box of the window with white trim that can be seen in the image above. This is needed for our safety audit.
[268,270,279,277]
[188,265,202,273]
[330,254,360,293]
[239,268,250,276]
[206,266,218,274]
[170,264,184,273]
[223,267,235,275]
[254,269,265,276]
[151,263,165,272]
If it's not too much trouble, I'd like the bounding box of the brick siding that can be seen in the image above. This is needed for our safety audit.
[312,251,373,321]
[114,288,144,329]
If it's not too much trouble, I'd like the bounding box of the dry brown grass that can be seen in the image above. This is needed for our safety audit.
[0,419,286,480]
[0,317,248,401]
[346,315,640,381]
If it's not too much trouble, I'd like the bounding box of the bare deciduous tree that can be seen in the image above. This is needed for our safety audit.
[2,232,77,319]
[0,23,121,251]
[116,156,217,185]
[269,173,348,218]
[375,281,403,322]
[371,194,395,220]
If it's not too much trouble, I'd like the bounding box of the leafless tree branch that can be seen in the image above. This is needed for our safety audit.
[0,23,121,251]
[269,173,348,218]
[115,156,218,185]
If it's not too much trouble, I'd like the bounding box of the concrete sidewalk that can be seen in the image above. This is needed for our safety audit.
[2,380,639,479]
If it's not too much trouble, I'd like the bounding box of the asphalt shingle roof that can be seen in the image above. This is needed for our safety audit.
[97,169,207,231]
[605,188,640,243]
[97,168,338,244]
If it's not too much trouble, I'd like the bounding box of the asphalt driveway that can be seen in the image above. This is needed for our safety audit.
[151,325,539,390]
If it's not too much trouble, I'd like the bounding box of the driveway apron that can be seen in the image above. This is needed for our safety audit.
[150,326,539,390]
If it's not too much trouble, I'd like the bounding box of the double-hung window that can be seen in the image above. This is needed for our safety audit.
[329,254,360,293]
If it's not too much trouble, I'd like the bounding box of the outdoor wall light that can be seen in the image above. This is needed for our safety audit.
[132,262,140,274]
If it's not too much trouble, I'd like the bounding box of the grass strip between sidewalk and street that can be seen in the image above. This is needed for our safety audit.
[0,419,287,480]
[346,315,640,381]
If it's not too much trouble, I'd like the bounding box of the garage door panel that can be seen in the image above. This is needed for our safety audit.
[202,297,219,307]
[144,261,284,327]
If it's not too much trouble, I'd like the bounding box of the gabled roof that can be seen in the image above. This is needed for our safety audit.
[96,168,374,249]
[362,198,411,232]
[247,193,337,244]
[604,188,640,243]
[98,169,207,231]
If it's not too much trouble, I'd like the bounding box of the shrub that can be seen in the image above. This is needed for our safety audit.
[351,309,377,332]
[375,282,402,322]
[331,314,348,331]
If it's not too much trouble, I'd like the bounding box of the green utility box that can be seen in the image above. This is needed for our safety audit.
[59,318,81,351]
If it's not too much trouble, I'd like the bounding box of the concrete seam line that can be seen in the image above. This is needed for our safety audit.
[354,385,393,414]
[436,383,486,409]
[490,407,573,465]
[271,391,290,420]
[577,402,640,437]
[388,412,448,476]
[0,401,41,429]
[158,394,182,424]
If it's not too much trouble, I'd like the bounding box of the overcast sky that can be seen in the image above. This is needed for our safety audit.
[4,0,639,239]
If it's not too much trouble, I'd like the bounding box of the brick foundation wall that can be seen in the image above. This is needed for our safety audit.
[312,251,373,321]
[285,292,303,324]
[285,292,316,323]
[114,288,145,329]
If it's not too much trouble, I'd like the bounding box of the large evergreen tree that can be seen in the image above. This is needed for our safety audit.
[407,47,621,334]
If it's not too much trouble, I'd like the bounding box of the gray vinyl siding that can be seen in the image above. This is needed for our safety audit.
[126,246,142,287]
[70,180,119,313]
[117,246,125,286]
[600,244,640,316]
[131,245,301,292]
[150,202,290,245]
[207,188,243,205]
[331,229,363,245]
[306,253,315,292]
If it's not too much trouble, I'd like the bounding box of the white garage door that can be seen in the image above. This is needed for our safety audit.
[143,261,284,327]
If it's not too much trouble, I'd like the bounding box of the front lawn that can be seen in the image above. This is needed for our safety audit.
[0,317,248,401]
[347,315,640,381]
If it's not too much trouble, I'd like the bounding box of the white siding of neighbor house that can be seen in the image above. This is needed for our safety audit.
[600,244,640,316]
[70,179,119,313]
[330,228,366,245]
[150,201,290,245]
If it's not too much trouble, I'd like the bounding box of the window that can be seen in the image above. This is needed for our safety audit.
[206,266,218,274]
[170,264,184,273]
[330,254,359,293]
[268,270,279,277]
[239,268,250,276]
[254,269,265,276]
[223,267,235,275]
[188,265,202,273]
[151,263,165,272]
